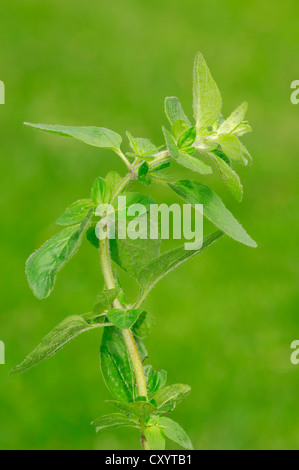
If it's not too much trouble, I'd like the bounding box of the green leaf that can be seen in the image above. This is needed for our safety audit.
[127,132,159,158]
[92,413,138,433]
[86,222,99,249]
[152,384,191,410]
[216,134,252,165]
[151,161,171,173]
[107,308,144,329]
[110,211,161,279]
[209,151,243,202]
[218,102,248,135]
[144,426,166,450]
[169,180,257,247]
[232,122,252,137]
[144,365,167,396]
[137,231,223,302]
[132,311,156,339]
[163,127,212,175]
[92,288,119,315]
[91,177,111,205]
[106,400,156,420]
[164,97,191,126]
[26,212,92,299]
[25,123,122,152]
[193,52,222,129]
[100,327,136,402]
[138,162,151,186]
[105,171,123,195]
[177,126,196,149]
[10,314,110,375]
[159,417,193,450]
[171,120,190,141]
[56,199,94,226]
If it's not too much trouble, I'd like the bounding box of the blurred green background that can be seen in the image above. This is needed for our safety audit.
[0,0,298,450]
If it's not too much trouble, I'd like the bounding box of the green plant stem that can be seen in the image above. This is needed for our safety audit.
[99,236,148,400]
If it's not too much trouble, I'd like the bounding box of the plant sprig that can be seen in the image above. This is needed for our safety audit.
[12,52,256,450]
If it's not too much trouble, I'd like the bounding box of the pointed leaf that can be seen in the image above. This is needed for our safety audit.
[92,288,119,315]
[144,365,167,396]
[210,151,243,202]
[153,384,191,410]
[216,134,252,165]
[177,126,196,149]
[56,199,94,226]
[132,311,156,339]
[232,122,252,137]
[105,171,123,195]
[193,52,222,129]
[91,177,111,205]
[10,314,110,375]
[26,212,92,299]
[163,127,212,175]
[106,400,156,420]
[127,132,159,158]
[25,123,122,152]
[107,308,144,329]
[164,97,191,126]
[144,426,166,450]
[100,327,135,402]
[92,413,138,433]
[159,417,193,450]
[137,231,223,302]
[218,102,248,135]
[169,180,257,247]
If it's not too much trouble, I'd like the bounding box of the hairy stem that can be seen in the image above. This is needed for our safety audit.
[99,236,148,399]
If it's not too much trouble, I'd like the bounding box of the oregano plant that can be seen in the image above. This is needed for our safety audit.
[11,52,256,450]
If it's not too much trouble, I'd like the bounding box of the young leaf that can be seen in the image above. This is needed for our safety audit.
[100,327,136,402]
[232,122,252,137]
[56,199,94,226]
[217,102,248,135]
[107,308,144,329]
[105,171,123,195]
[144,365,167,396]
[137,231,223,303]
[106,400,156,420]
[159,417,193,450]
[171,120,190,141]
[138,162,151,186]
[164,97,191,126]
[177,126,196,149]
[25,123,122,152]
[209,151,243,202]
[127,132,159,158]
[92,288,119,315]
[169,180,257,247]
[216,134,252,165]
[163,127,212,175]
[26,212,92,299]
[144,426,166,450]
[10,314,110,375]
[193,52,222,129]
[91,177,111,205]
[132,311,156,339]
[152,384,191,410]
[92,413,138,433]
